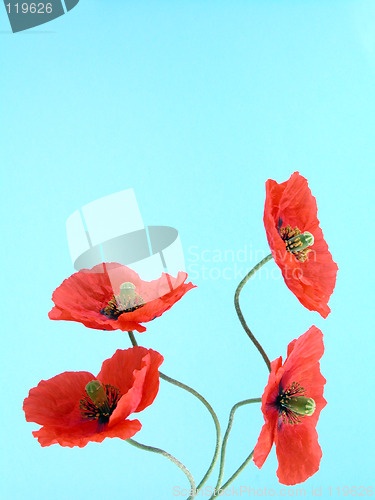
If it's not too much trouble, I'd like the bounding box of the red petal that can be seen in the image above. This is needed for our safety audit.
[97,347,163,413]
[253,416,278,469]
[282,326,327,426]
[275,421,323,485]
[49,264,195,333]
[282,326,324,383]
[255,328,327,483]
[108,364,148,426]
[264,172,338,317]
[260,327,327,484]
[48,263,119,330]
[23,371,95,427]
[32,419,142,448]
[117,272,196,327]
[254,357,283,469]
[23,346,163,448]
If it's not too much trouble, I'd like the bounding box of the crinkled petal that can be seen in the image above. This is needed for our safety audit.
[108,364,147,426]
[282,326,324,384]
[23,371,95,427]
[255,328,326,484]
[97,347,164,413]
[24,347,164,448]
[117,275,195,329]
[253,414,278,469]
[264,172,338,318]
[32,419,142,448]
[282,326,327,427]
[48,263,113,324]
[254,357,283,468]
[275,420,323,485]
[49,264,195,333]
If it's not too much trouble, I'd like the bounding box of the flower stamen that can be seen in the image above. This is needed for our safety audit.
[279,223,314,263]
[276,381,316,425]
[80,381,121,424]
[100,281,145,319]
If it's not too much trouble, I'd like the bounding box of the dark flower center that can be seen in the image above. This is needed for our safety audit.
[100,282,145,320]
[276,381,315,425]
[278,221,314,263]
[80,381,122,424]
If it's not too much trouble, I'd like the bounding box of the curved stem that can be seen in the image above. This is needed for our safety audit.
[159,371,221,490]
[215,398,261,493]
[127,331,221,491]
[208,448,255,499]
[219,450,254,492]
[234,253,273,372]
[127,438,196,499]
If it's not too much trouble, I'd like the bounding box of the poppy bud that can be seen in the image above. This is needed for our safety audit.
[286,231,314,253]
[282,396,316,416]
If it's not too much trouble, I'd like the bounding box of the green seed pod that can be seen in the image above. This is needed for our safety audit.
[282,396,316,416]
[120,282,137,303]
[286,231,314,253]
[85,380,108,408]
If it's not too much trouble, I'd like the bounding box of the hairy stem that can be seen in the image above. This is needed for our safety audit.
[234,253,273,371]
[214,398,261,493]
[127,438,196,499]
[127,331,221,491]
[159,371,221,490]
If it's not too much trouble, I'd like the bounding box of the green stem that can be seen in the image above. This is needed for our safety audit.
[127,438,196,499]
[219,450,254,493]
[234,253,273,372]
[128,330,137,346]
[159,371,221,490]
[214,398,261,493]
[127,331,221,491]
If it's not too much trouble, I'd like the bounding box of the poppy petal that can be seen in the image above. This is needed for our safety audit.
[253,415,278,468]
[255,327,326,484]
[32,419,142,448]
[23,371,95,427]
[108,363,149,426]
[24,347,163,448]
[282,326,324,384]
[254,357,282,468]
[275,422,323,485]
[264,172,338,318]
[49,264,195,333]
[97,347,163,412]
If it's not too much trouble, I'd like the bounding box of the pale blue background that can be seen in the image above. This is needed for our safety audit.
[1,1,374,499]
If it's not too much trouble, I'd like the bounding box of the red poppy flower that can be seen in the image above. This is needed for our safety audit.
[23,347,163,447]
[48,262,195,333]
[253,326,326,485]
[264,172,338,318]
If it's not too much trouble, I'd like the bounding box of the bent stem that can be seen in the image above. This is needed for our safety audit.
[214,398,261,494]
[127,331,221,491]
[127,438,196,499]
[234,253,273,372]
[217,449,255,494]
[159,371,221,490]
